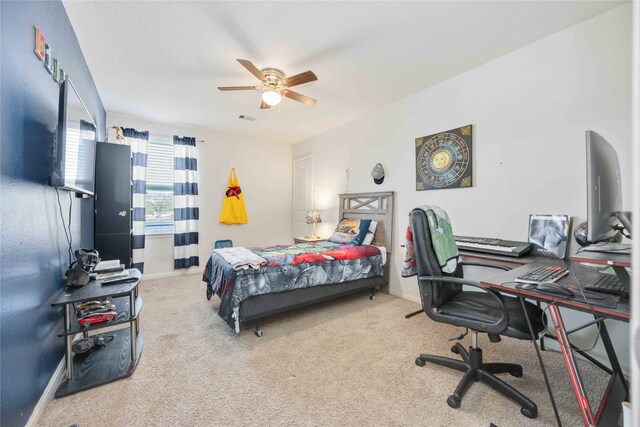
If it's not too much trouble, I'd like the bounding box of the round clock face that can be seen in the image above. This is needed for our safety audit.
[417,133,470,188]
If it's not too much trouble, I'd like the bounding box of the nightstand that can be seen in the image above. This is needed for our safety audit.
[294,236,326,244]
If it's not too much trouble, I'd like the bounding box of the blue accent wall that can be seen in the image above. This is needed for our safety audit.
[0,2,105,425]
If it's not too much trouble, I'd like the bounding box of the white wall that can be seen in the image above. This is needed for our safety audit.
[106,112,293,278]
[294,4,633,369]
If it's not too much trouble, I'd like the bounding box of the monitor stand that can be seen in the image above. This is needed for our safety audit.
[583,242,632,255]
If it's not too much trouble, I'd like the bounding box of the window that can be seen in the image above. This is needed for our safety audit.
[145,137,173,234]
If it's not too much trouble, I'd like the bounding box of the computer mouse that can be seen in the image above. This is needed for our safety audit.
[536,282,574,297]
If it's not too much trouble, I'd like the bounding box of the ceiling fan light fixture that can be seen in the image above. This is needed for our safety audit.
[262,88,282,106]
[219,59,317,108]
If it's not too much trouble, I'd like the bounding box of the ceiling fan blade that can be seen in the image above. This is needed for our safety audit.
[218,86,260,91]
[282,90,317,106]
[236,59,266,81]
[260,100,271,109]
[283,71,318,87]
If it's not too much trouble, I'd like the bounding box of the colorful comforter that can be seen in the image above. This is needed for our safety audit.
[203,241,384,329]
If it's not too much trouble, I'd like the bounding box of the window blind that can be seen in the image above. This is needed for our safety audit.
[145,137,174,233]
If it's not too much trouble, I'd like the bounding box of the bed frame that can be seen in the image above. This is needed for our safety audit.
[234,191,394,336]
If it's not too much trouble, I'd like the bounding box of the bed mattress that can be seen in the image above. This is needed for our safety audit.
[203,241,385,327]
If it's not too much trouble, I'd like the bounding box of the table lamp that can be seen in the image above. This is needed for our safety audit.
[306,210,321,238]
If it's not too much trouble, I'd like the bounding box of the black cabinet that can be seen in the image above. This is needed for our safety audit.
[95,142,132,268]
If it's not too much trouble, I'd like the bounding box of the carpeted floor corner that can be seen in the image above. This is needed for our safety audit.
[38,274,616,426]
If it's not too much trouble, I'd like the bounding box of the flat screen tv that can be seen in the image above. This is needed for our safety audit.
[49,79,97,195]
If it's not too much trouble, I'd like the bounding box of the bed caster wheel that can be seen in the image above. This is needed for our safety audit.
[254,330,263,337]
[415,357,426,367]
[510,368,523,378]
[206,287,213,301]
[520,407,537,419]
[447,395,461,409]
[369,295,375,301]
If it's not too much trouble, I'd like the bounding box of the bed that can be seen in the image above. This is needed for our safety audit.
[203,191,394,335]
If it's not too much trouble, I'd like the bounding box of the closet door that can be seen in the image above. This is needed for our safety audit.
[293,155,313,237]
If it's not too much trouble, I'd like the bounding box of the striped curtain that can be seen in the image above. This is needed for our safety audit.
[122,128,149,273]
[173,135,199,269]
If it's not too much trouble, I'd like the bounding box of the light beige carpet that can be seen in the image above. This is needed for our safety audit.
[38,274,617,426]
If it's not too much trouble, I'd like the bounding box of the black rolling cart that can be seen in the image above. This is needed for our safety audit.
[51,269,143,397]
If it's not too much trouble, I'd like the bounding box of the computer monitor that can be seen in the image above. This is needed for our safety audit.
[585,130,632,243]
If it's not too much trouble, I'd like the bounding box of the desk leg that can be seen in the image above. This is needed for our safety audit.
[548,304,595,426]
[594,321,628,425]
[519,297,561,426]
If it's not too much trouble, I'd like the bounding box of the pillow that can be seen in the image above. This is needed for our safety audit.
[350,219,372,246]
[362,221,378,245]
[328,218,362,244]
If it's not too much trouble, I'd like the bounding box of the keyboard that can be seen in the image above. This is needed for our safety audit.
[455,235,533,258]
[585,274,627,297]
[515,265,569,285]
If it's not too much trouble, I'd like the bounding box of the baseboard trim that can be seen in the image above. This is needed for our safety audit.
[26,356,65,427]
[389,289,421,306]
[141,269,201,281]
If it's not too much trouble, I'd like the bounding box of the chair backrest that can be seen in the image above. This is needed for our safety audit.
[214,239,233,249]
[409,208,463,309]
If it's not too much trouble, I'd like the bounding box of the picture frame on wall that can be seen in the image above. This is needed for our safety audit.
[415,124,473,191]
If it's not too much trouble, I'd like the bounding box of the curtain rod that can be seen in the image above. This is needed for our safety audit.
[111,126,206,143]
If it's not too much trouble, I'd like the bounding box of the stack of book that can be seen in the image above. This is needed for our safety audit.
[94,260,124,274]
[94,260,135,285]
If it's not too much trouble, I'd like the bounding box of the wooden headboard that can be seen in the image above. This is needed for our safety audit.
[338,192,395,253]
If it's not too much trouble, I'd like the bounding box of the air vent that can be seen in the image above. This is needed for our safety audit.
[238,115,256,122]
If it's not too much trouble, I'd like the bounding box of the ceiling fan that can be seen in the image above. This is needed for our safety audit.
[218,59,318,109]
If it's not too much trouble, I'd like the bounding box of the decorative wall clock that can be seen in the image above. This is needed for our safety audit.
[415,124,473,191]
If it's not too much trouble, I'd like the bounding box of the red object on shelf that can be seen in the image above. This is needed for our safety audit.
[77,311,117,327]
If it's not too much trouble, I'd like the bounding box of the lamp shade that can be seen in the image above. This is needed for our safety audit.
[306,210,321,224]
[262,88,282,106]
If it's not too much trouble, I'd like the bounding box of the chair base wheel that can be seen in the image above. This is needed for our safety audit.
[521,407,537,419]
[447,395,461,409]
[451,345,459,354]
[510,369,523,378]
[369,295,375,301]
[415,357,426,367]
[254,330,263,337]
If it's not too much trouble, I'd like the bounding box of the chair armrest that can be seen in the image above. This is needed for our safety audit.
[459,261,512,271]
[418,276,509,334]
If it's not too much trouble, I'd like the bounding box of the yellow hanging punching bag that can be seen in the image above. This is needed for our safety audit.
[219,168,248,224]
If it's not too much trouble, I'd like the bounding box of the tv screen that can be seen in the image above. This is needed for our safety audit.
[49,79,97,195]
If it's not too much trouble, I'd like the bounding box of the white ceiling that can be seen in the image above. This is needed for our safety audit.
[64,1,623,145]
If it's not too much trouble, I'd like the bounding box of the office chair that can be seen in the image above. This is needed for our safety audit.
[410,208,545,419]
